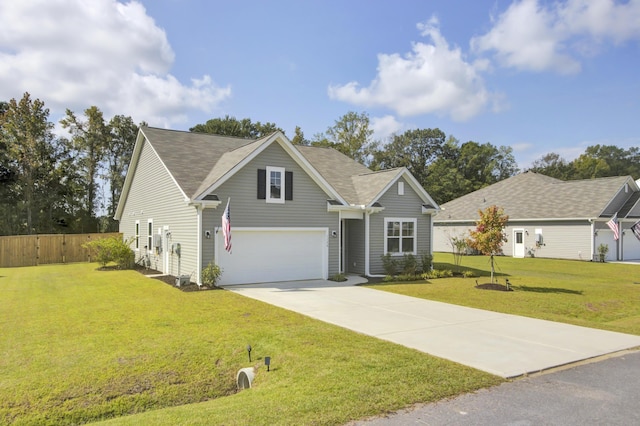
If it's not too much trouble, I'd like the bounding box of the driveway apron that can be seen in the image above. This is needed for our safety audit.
[225,279,640,378]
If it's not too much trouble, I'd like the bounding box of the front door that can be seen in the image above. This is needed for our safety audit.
[513,229,525,258]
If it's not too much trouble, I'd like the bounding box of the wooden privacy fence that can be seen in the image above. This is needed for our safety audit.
[0,233,122,268]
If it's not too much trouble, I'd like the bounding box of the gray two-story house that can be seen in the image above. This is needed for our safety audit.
[115,127,439,285]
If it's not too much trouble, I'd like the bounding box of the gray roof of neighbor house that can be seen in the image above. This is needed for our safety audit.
[138,127,430,208]
[434,172,638,222]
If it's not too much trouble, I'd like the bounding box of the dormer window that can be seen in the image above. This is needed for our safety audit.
[258,168,293,202]
[267,166,284,203]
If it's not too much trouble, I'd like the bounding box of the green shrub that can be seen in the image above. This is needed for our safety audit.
[597,243,609,262]
[421,269,453,280]
[201,261,223,287]
[329,273,347,282]
[381,253,398,276]
[395,274,421,282]
[383,275,395,282]
[420,252,433,273]
[462,270,477,278]
[83,236,134,269]
[401,253,418,276]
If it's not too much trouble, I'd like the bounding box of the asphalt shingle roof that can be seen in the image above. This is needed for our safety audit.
[141,127,402,206]
[141,127,255,198]
[435,172,633,222]
[295,145,401,205]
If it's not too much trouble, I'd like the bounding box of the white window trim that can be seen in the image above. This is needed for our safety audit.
[147,219,153,252]
[384,217,417,256]
[266,166,285,204]
[134,220,140,251]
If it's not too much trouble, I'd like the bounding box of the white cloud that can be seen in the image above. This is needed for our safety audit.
[328,17,497,122]
[0,0,230,126]
[471,0,640,74]
[371,115,404,142]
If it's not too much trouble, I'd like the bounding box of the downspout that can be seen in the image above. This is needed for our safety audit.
[591,219,596,261]
[364,210,370,276]
[338,210,342,274]
[196,205,203,285]
[429,213,434,264]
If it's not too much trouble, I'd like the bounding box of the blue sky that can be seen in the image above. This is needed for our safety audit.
[1,0,639,168]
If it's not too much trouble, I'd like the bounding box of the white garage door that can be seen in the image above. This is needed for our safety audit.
[623,233,640,260]
[216,228,328,285]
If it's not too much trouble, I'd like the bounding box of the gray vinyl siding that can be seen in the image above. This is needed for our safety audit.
[504,221,592,260]
[434,220,593,261]
[369,178,432,275]
[119,138,198,277]
[203,142,340,276]
[433,223,474,253]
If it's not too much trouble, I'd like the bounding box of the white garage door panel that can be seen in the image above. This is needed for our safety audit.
[623,234,640,260]
[217,228,327,285]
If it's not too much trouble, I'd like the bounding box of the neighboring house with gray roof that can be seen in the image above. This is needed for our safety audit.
[115,127,440,285]
[433,172,640,261]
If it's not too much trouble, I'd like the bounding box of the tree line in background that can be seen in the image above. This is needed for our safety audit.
[2,92,638,236]
[0,93,144,236]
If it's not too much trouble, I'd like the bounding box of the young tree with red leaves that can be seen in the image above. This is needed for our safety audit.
[467,205,509,284]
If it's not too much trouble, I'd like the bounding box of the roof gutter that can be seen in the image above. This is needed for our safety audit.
[435,217,599,224]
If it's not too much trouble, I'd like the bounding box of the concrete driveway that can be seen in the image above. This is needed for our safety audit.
[225,278,640,378]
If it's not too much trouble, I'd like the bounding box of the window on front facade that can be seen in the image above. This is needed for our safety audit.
[266,166,285,203]
[135,220,140,250]
[147,220,153,251]
[385,218,416,255]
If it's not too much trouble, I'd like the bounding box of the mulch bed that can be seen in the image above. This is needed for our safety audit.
[475,282,513,291]
[98,264,219,292]
[148,273,218,292]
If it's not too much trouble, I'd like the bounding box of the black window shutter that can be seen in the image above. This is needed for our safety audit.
[285,171,293,200]
[257,169,266,199]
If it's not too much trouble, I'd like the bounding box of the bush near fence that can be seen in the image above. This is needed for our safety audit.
[0,233,122,267]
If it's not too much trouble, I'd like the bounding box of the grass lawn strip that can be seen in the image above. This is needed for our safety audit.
[0,263,500,425]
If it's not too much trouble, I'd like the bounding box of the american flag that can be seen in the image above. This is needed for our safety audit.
[632,220,640,242]
[606,213,619,241]
[222,198,232,252]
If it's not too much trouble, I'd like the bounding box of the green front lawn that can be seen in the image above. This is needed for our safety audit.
[0,263,500,425]
[369,253,640,335]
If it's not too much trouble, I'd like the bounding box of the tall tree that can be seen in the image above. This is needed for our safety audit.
[314,111,377,165]
[291,125,309,145]
[457,141,517,189]
[105,115,141,219]
[60,106,110,230]
[371,128,446,184]
[0,93,61,234]
[467,205,509,284]
[571,145,640,179]
[529,152,572,179]
[422,138,518,204]
[190,115,283,138]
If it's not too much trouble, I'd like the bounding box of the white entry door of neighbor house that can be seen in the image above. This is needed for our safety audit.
[216,228,328,285]
[513,229,525,258]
